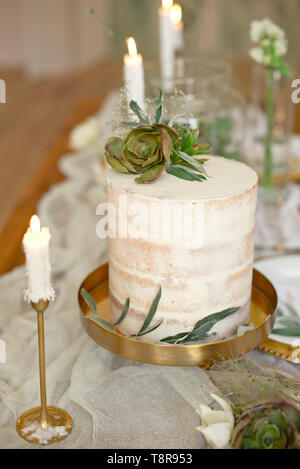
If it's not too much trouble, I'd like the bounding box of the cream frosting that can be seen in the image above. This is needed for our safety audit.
[106,156,258,201]
[107,156,258,342]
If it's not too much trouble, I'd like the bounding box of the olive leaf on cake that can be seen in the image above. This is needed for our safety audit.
[160,307,241,344]
[80,286,163,338]
[105,89,210,183]
[81,287,241,345]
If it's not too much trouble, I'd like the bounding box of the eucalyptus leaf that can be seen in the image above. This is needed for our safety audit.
[155,105,162,124]
[122,121,141,128]
[160,307,240,344]
[137,286,162,335]
[154,88,163,124]
[177,150,208,176]
[87,315,115,331]
[129,100,150,124]
[132,320,164,338]
[114,298,130,326]
[181,332,217,344]
[176,160,207,172]
[166,164,207,182]
[272,327,300,337]
[192,307,240,332]
[153,88,163,106]
[81,288,114,330]
[81,288,98,316]
[160,332,190,344]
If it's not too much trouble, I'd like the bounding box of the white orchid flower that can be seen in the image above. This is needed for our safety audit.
[69,117,101,151]
[195,393,234,449]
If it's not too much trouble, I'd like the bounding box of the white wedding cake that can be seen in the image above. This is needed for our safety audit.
[107,155,258,342]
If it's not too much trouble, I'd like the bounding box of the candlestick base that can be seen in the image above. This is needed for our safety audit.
[17,406,72,445]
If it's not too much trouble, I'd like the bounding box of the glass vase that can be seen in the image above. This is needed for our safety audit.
[245,64,295,202]
[144,56,232,98]
[144,57,246,160]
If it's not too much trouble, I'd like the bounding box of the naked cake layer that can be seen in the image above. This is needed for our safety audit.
[107,156,258,342]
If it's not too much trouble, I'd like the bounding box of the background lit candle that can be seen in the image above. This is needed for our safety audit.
[159,0,175,93]
[123,37,145,109]
[23,215,55,303]
[171,4,184,52]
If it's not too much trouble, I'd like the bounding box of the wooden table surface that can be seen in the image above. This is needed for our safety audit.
[0,98,103,275]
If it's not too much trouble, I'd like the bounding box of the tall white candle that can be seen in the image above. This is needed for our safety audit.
[23,215,55,303]
[171,4,184,52]
[159,0,175,93]
[123,37,145,109]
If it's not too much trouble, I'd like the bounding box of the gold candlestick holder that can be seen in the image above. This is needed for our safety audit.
[16,299,72,445]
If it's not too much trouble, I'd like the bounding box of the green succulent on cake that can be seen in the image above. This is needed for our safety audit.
[232,401,300,449]
[105,90,210,184]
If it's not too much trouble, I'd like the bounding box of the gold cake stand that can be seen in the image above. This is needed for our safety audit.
[77,264,282,368]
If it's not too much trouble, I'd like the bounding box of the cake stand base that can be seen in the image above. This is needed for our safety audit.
[78,264,278,368]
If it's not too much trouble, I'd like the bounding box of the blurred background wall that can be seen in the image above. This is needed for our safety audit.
[0,0,299,79]
[0,0,299,233]
[0,0,110,78]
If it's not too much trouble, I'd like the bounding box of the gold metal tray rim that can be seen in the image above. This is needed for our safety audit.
[77,264,283,367]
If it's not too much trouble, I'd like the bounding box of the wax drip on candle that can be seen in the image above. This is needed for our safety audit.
[23,215,55,303]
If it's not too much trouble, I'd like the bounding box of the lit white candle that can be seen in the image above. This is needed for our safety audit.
[123,37,145,109]
[159,0,175,93]
[23,215,55,303]
[171,4,184,52]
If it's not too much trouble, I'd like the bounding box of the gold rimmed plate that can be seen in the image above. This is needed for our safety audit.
[78,264,277,368]
[255,253,300,364]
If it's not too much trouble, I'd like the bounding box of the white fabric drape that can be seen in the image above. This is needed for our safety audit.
[0,93,299,449]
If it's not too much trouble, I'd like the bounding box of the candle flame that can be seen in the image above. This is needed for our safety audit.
[171,4,182,24]
[30,215,40,232]
[126,37,138,57]
[162,0,173,10]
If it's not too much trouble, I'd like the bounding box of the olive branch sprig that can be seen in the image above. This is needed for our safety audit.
[122,89,163,127]
[81,287,240,344]
[81,286,163,338]
[105,89,211,184]
[160,307,241,344]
